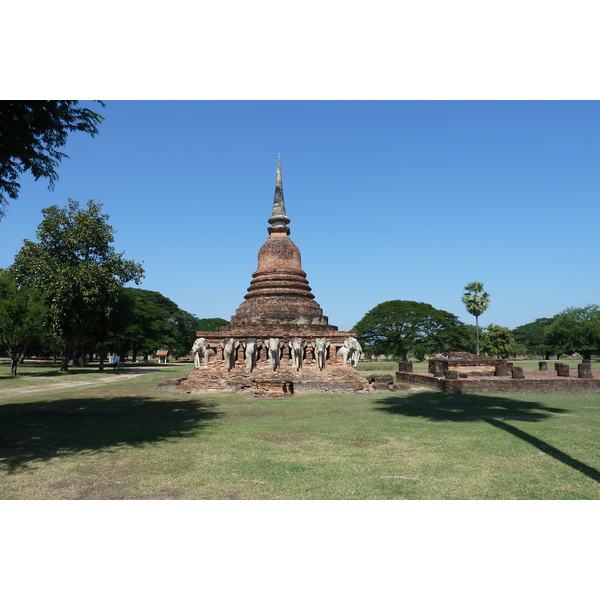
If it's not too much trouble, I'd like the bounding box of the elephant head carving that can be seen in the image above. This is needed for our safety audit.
[266,338,284,372]
[312,338,330,371]
[220,338,240,372]
[191,337,213,368]
[289,337,308,371]
[242,338,262,372]
[337,337,363,367]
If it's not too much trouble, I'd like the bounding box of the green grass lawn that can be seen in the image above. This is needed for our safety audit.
[1,360,600,499]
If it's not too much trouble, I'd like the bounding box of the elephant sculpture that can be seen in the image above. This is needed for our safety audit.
[220,338,240,372]
[312,337,330,371]
[265,338,284,372]
[337,337,363,367]
[243,338,262,372]
[289,337,307,371]
[191,337,213,368]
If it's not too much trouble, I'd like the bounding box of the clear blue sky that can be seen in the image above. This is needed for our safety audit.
[1,100,599,332]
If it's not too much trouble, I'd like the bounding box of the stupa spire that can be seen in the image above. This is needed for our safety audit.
[268,154,291,227]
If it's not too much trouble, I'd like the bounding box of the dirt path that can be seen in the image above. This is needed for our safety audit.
[1,368,155,398]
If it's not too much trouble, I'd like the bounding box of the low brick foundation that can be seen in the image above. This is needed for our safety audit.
[396,370,600,394]
[177,358,369,397]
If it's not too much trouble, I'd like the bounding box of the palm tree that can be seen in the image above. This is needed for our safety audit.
[461,281,491,355]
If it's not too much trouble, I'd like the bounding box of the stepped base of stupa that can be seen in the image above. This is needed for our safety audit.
[168,328,369,397]
[178,356,369,397]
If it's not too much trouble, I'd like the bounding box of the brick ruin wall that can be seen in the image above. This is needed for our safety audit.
[396,371,600,394]
[172,331,370,397]
[428,357,510,377]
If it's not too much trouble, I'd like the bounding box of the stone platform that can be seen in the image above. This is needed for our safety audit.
[179,357,368,397]
[172,329,370,396]
[396,369,600,394]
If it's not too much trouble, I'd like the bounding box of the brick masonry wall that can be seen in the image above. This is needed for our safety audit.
[179,359,369,397]
[396,372,600,394]
[193,331,359,366]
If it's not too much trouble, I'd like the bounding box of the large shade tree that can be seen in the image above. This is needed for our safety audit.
[112,288,213,361]
[461,281,491,355]
[512,317,554,359]
[0,269,47,376]
[0,101,104,219]
[196,318,229,331]
[546,305,600,359]
[12,199,144,371]
[354,300,470,361]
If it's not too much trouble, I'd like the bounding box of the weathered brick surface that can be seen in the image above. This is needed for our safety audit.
[396,370,600,394]
[171,163,370,397]
[578,363,593,378]
[228,230,332,329]
[180,358,369,396]
[368,374,394,391]
[429,354,510,378]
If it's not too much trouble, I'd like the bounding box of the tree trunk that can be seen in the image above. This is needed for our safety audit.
[10,354,21,376]
[61,341,74,372]
[475,315,480,355]
[71,344,81,368]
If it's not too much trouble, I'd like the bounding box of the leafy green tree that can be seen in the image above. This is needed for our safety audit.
[480,324,515,358]
[354,300,469,362]
[460,323,479,354]
[546,305,600,359]
[512,317,554,359]
[171,310,219,359]
[12,199,144,371]
[0,101,104,219]
[197,317,229,331]
[113,288,216,361]
[113,288,180,362]
[461,281,491,355]
[0,269,47,375]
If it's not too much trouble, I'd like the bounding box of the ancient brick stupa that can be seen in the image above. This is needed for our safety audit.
[177,156,369,397]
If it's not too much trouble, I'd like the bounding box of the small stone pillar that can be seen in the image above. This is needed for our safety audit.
[538,361,548,371]
[495,364,511,377]
[578,363,593,379]
[445,370,458,380]
[512,366,525,379]
[554,362,561,371]
[369,374,394,390]
[557,364,570,377]
[432,361,445,378]
[397,361,413,372]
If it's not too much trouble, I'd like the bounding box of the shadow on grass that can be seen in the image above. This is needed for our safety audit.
[374,391,566,422]
[375,391,600,484]
[0,361,163,379]
[0,396,221,472]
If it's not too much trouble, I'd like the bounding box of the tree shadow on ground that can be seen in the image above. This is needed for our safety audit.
[375,391,565,422]
[0,396,221,472]
[0,364,100,379]
[374,391,600,484]
[0,362,160,379]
